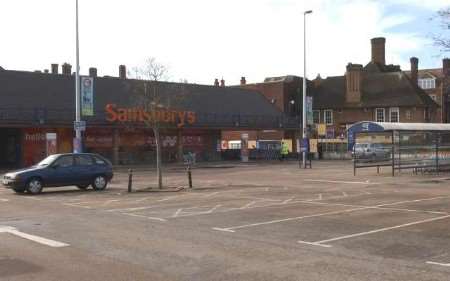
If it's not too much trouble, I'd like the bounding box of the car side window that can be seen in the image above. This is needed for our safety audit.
[76,155,94,166]
[93,156,106,165]
[53,156,74,168]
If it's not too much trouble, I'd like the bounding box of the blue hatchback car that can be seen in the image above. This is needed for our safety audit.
[2,153,113,195]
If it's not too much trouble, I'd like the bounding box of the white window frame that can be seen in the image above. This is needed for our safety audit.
[375,108,385,122]
[324,110,333,125]
[405,110,412,120]
[389,107,400,123]
[313,110,320,124]
[419,78,436,89]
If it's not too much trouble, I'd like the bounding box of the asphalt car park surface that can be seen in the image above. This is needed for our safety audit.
[1,161,450,281]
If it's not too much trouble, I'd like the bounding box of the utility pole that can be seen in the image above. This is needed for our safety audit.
[74,0,82,153]
[302,10,312,168]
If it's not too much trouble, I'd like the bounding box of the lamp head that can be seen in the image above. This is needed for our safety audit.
[304,10,313,14]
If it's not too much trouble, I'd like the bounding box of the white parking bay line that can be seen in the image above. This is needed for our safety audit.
[0,198,9,202]
[304,179,378,185]
[121,213,167,222]
[299,215,450,248]
[0,226,69,248]
[212,207,368,232]
[426,261,450,267]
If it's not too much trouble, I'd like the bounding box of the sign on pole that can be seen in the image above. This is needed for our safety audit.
[81,77,94,116]
[306,96,313,125]
[74,120,86,131]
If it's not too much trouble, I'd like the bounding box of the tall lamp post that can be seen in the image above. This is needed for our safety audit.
[74,0,82,153]
[302,10,312,168]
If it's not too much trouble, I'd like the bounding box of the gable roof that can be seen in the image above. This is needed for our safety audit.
[313,71,437,109]
[0,69,294,129]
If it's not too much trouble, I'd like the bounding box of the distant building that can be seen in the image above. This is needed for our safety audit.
[311,37,438,138]
[404,58,450,123]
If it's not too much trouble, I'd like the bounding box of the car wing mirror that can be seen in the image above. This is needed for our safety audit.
[51,164,60,169]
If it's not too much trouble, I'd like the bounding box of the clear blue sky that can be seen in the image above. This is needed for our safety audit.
[0,0,449,84]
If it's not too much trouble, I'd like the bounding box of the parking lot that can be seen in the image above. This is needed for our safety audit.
[1,161,450,280]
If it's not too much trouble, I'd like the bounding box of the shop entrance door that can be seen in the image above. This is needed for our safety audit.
[0,128,21,169]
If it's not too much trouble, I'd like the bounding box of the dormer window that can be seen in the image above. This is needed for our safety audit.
[418,78,436,89]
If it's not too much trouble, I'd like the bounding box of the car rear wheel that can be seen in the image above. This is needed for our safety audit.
[26,178,43,195]
[76,184,90,190]
[92,175,107,191]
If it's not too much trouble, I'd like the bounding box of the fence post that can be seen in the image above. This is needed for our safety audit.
[436,133,439,175]
[187,165,193,188]
[128,169,133,193]
[391,131,395,177]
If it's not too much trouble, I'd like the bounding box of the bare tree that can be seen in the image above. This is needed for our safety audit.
[432,7,450,53]
[130,57,181,189]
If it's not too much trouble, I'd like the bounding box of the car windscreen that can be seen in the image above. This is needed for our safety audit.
[37,155,59,166]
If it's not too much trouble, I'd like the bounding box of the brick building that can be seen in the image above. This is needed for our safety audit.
[222,37,439,156]
[221,76,305,153]
[404,58,450,123]
[311,37,438,138]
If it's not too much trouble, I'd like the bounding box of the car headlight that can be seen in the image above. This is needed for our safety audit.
[10,174,20,180]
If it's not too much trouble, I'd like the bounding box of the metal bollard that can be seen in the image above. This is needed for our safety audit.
[187,165,193,188]
[128,169,133,193]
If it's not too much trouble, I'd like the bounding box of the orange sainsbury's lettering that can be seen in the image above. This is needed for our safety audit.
[106,104,118,122]
[105,104,196,126]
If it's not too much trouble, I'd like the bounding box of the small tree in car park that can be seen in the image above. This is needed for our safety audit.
[432,7,450,53]
[129,57,189,189]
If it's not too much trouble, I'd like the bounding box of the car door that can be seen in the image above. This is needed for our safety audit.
[47,155,76,186]
[74,155,96,185]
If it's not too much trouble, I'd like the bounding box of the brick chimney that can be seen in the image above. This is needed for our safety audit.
[62,63,72,75]
[89,67,97,77]
[410,57,418,86]
[345,63,363,103]
[51,64,58,74]
[119,65,126,79]
[443,58,450,77]
[214,78,219,87]
[371,37,386,65]
[314,73,323,87]
[240,77,246,85]
[220,78,225,87]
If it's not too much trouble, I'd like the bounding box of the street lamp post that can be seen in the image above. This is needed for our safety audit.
[301,10,312,169]
[74,0,82,153]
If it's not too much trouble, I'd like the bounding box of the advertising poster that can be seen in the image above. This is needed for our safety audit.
[81,76,94,116]
[317,124,326,136]
[46,133,57,156]
[309,139,318,153]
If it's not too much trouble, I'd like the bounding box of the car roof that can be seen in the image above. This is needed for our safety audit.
[53,153,101,157]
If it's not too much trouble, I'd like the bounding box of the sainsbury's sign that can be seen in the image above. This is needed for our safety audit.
[105,104,196,128]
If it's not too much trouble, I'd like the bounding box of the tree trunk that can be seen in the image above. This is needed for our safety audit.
[153,127,163,189]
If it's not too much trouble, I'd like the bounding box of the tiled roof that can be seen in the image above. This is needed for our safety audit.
[312,71,437,109]
[0,70,294,128]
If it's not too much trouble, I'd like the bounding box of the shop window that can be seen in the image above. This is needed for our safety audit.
[313,110,320,124]
[375,108,385,122]
[389,107,399,122]
[229,141,241,149]
[324,110,333,125]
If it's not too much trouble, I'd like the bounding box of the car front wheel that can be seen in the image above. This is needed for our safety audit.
[92,175,107,191]
[13,187,26,194]
[26,178,43,195]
